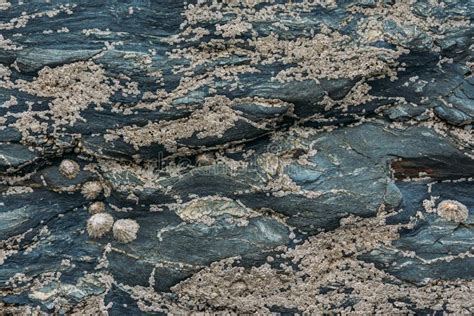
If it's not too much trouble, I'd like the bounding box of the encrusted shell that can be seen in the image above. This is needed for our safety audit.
[88,201,106,214]
[87,213,114,238]
[81,181,103,200]
[113,219,140,243]
[437,200,469,223]
[59,159,80,179]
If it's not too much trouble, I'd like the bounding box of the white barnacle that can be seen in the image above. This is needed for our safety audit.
[88,201,105,214]
[59,159,80,179]
[113,219,139,243]
[437,200,469,223]
[81,181,103,200]
[87,213,114,238]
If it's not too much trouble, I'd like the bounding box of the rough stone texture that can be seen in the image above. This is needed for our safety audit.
[0,0,473,314]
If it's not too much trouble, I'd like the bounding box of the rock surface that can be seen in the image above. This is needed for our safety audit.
[0,0,473,314]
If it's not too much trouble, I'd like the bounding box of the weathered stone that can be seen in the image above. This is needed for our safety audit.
[0,0,473,314]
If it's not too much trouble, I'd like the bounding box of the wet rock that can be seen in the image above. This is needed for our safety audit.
[362,181,474,285]
[434,105,473,126]
[16,48,102,72]
[0,143,40,173]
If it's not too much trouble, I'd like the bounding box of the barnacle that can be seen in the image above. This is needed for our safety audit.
[87,213,114,238]
[59,159,80,179]
[88,201,105,214]
[81,181,103,200]
[113,219,139,243]
[437,200,469,223]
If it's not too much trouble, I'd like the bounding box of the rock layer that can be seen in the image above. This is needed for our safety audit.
[0,0,473,314]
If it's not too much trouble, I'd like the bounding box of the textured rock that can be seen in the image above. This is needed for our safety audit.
[0,0,473,314]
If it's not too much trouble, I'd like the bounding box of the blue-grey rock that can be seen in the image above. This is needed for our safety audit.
[0,0,473,314]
